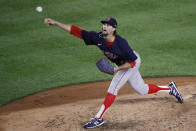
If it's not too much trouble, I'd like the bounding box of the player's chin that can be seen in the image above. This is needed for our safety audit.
[102,31,108,36]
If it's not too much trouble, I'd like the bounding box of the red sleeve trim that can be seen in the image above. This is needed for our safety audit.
[129,61,136,68]
[70,25,82,39]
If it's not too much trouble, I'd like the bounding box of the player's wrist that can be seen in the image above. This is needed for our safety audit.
[54,21,59,26]
[114,67,119,72]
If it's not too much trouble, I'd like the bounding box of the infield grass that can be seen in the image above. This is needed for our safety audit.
[0,0,196,106]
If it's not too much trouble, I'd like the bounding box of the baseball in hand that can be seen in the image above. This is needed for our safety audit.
[36,6,43,12]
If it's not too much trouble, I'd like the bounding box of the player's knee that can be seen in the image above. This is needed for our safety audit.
[132,85,148,95]
[137,91,147,95]
[107,88,119,96]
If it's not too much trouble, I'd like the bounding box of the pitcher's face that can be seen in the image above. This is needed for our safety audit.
[102,23,115,36]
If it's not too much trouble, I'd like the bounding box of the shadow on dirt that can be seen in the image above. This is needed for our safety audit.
[81,120,146,131]
[115,97,172,104]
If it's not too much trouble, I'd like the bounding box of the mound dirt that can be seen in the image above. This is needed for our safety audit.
[0,77,196,131]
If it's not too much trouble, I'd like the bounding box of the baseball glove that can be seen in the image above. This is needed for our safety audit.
[96,57,114,75]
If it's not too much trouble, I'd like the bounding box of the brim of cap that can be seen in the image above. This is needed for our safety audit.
[101,20,116,28]
[101,20,109,24]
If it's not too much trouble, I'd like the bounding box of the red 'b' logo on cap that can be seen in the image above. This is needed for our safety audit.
[106,17,111,21]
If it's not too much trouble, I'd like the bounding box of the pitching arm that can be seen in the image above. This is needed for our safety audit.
[44,18,71,33]
[44,18,83,39]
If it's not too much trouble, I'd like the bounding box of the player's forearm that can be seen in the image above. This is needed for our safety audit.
[114,62,131,72]
[55,22,71,33]
[45,18,71,32]
[45,18,82,39]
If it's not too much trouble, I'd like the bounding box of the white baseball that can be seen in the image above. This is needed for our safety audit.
[36,6,43,12]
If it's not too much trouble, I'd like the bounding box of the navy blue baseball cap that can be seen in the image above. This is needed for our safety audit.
[101,17,117,28]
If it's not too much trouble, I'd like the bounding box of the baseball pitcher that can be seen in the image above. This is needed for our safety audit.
[44,17,183,129]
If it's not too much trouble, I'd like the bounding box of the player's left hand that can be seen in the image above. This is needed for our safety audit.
[96,57,114,75]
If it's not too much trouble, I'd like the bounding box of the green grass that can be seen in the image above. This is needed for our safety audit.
[0,0,196,106]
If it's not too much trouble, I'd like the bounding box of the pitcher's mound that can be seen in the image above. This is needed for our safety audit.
[0,77,196,131]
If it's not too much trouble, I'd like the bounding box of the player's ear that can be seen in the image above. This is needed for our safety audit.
[113,30,116,35]
[112,27,115,32]
[112,27,116,35]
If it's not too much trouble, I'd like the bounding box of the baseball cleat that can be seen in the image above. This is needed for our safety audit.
[169,81,183,103]
[83,117,104,129]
